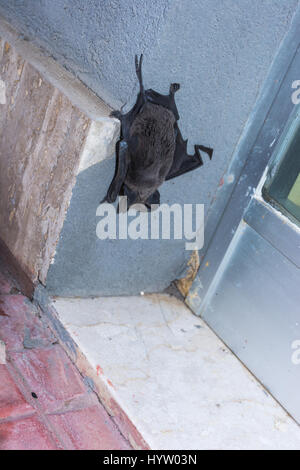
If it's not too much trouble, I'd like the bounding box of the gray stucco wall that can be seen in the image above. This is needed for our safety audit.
[1,0,299,295]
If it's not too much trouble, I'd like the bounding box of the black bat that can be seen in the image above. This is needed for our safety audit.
[102,54,213,211]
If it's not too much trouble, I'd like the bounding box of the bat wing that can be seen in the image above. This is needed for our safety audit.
[145,83,180,121]
[117,186,160,212]
[112,93,145,141]
[101,141,130,203]
[165,125,213,181]
[145,82,213,180]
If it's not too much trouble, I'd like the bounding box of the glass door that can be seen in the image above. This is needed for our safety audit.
[263,111,300,226]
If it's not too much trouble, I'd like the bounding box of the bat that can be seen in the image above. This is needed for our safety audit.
[102,54,213,211]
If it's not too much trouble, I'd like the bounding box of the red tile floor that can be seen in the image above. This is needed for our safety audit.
[0,259,131,450]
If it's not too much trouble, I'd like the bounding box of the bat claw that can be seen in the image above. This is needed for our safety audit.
[194,145,204,166]
[170,83,180,94]
[100,196,107,204]
[194,144,214,164]
[110,110,122,120]
[196,144,213,160]
[100,191,117,204]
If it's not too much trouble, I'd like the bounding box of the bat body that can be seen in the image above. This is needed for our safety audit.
[103,55,213,210]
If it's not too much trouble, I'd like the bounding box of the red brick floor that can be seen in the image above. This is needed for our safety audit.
[0,259,131,450]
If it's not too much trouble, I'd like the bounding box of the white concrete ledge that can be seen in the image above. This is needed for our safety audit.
[52,294,300,450]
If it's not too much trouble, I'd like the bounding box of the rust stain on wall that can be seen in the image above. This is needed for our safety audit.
[176,250,200,298]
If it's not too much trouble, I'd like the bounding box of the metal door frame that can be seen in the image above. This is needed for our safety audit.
[187,12,300,314]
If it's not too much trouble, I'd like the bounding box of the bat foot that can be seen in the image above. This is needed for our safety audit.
[100,189,117,204]
[145,190,160,209]
[100,193,115,204]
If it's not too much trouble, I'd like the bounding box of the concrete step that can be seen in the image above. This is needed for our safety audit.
[47,292,300,450]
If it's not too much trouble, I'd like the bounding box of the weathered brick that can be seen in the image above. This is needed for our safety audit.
[49,406,131,450]
[0,294,55,352]
[0,415,60,450]
[0,258,18,295]
[0,274,11,295]
[10,345,87,413]
[0,364,34,421]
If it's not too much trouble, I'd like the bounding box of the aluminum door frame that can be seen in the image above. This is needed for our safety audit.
[187,22,300,314]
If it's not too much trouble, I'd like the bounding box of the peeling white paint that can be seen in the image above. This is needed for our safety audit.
[245,185,254,197]
[227,173,235,184]
[255,165,269,199]
[254,165,300,234]
[0,78,6,104]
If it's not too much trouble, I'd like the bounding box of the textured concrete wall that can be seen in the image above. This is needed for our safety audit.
[0,1,299,295]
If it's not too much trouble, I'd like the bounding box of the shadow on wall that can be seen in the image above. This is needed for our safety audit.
[46,154,204,297]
